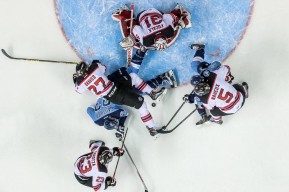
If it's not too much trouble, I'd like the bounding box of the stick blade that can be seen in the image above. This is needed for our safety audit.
[1,49,13,59]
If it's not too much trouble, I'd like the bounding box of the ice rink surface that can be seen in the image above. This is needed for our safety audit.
[1,0,289,192]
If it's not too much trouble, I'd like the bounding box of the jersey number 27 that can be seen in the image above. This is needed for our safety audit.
[88,77,108,95]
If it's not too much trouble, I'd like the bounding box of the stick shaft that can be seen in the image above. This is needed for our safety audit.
[124,144,148,191]
[113,128,128,177]
[1,49,78,64]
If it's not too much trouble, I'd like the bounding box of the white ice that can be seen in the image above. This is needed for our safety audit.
[1,0,289,192]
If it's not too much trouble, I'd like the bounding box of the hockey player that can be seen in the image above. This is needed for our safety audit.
[112,4,192,51]
[184,44,249,125]
[87,97,128,141]
[128,48,177,88]
[74,140,124,191]
[73,60,162,137]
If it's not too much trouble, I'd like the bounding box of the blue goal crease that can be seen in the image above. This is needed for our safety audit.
[55,0,253,84]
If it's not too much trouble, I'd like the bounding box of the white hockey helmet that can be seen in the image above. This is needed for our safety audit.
[154,37,168,51]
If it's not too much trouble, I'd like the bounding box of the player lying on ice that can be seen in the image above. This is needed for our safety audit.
[72,53,175,137]
[182,44,249,125]
[112,4,192,51]
[74,140,124,191]
[87,97,128,141]
[85,49,177,139]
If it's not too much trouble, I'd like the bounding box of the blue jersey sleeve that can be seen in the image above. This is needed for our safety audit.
[87,98,128,127]
[208,61,222,71]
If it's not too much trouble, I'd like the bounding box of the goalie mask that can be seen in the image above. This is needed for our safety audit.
[194,82,211,96]
[154,37,168,51]
[99,150,113,165]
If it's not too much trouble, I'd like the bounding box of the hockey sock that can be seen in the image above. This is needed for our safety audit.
[146,77,162,89]
[138,102,155,128]
[196,104,206,116]
[194,48,205,58]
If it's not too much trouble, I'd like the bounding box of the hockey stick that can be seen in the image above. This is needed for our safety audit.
[124,144,148,192]
[157,108,197,134]
[113,127,128,178]
[1,49,78,64]
[126,3,134,66]
[159,101,186,131]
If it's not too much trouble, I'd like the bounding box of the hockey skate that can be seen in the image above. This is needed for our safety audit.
[146,126,159,137]
[149,87,166,100]
[209,116,223,125]
[196,115,210,126]
[190,43,205,50]
[161,70,177,88]
[242,82,249,98]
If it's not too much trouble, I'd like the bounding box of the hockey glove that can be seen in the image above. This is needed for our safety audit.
[73,73,78,84]
[105,176,116,188]
[115,126,125,141]
[225,72,234,84]
[183,94,193,103]
[115,132,123,142]
[112,147,125,157]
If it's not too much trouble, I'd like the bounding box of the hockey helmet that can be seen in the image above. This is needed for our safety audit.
[190,75,205,86]
[99,150,113,165]
[194,82,211,96]
[75,62,88,75]
[197,61,210,74]
[104,117,119,130]
[154,37,168,51]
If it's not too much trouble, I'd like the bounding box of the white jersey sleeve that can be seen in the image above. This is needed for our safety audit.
[132,25,145,43]
[213,65,230,81]
[162,13,175,28]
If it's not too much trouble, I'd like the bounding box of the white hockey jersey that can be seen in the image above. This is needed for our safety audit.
[74,143,111,191]
[75,63,114,97]
[132,8,176,46]
[201,68,244,114]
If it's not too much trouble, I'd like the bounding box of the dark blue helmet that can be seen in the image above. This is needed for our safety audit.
[104,117,119,130]
[190,75,205,86]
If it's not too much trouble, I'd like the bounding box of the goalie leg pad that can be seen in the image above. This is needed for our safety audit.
[112,6,136,38]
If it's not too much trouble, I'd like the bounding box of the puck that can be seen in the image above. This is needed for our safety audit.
[152,103,156,107]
